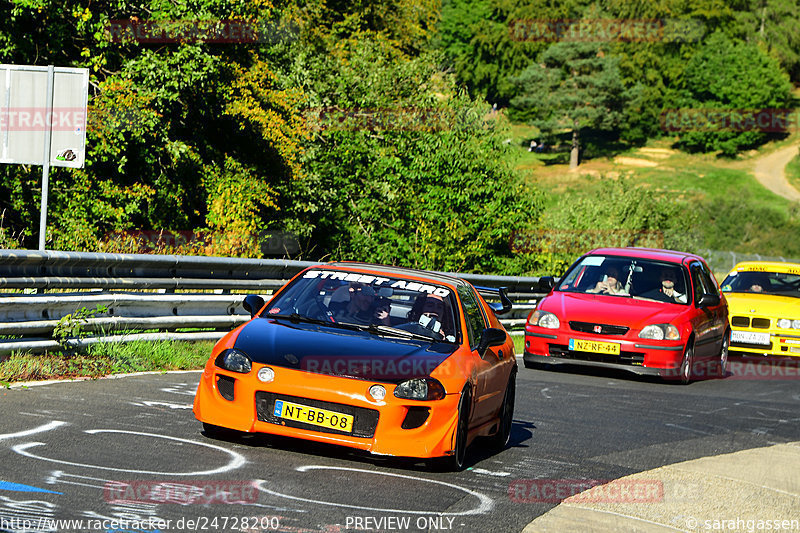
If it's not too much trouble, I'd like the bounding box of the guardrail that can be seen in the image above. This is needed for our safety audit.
[0,249,545,355]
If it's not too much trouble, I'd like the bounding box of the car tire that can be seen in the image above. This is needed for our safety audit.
[717,331,730,379]
[433,388,471,472]
[679,343,694,385]
[489,369,516,451]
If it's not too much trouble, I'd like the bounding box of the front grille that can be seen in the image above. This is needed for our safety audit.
[548,344,644,366]
[569,321,629,336]
[216,375,235,401]
[731,316,750,327]
[752,318,770,329]
[255,392,379,438]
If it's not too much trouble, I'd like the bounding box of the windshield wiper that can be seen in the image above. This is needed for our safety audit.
[362,323,433,341]
[269,313,336,327]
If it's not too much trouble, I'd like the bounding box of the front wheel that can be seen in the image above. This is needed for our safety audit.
[489,369,516,451]
[717,331,730,379]
[679,343,694,385]
[433,388,471,471]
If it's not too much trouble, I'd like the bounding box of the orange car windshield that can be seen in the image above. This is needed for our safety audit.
[265,269,460,343]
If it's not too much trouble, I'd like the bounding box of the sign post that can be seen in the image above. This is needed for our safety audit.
[0,64,89,250]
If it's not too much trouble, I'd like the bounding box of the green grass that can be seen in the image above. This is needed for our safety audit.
[520,136,800,262]
[0,339,213,383]
[787,152,800,194]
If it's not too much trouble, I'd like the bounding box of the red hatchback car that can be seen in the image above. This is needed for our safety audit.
[523,248,729,383]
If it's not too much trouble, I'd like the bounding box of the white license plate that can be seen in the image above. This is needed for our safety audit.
[731,330,770,345]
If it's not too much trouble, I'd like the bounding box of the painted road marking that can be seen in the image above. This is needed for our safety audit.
[12,430,246,476]
[0,481,61,494]
[255,465,494,516]
[0,421,66,441]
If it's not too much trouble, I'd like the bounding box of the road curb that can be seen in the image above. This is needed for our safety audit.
[522,442,800,532]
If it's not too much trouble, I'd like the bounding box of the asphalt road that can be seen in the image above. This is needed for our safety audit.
[1,355,799,533]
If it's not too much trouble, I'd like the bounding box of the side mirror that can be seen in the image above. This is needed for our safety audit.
[243,294,266,318]
[476,327,507,357]
[538,276,555,292]
[697,294,720,308]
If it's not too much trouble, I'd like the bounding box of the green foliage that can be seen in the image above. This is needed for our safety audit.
[671,31,792,156]
[508,40,633,165]
[278,37,543,273]
[52,305,108,346]
[0,340,213,382]
[730,0,800,82]
[534,175,702,270]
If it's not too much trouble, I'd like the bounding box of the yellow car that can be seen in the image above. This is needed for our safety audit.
[720,261,800,357]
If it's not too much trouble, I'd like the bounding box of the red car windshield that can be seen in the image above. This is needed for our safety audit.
[556,255,691,304]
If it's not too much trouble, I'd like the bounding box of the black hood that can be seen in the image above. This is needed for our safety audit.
[233,317,458,383]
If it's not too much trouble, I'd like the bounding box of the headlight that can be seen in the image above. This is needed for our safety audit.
[777,319,800,329]
[215,349,252,374]
[528,310,560,329]
[394,378,445,401]
[639,324,680,341]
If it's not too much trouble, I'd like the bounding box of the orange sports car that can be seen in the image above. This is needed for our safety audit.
[193,262,516,470]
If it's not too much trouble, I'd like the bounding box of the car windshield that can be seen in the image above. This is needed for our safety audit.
[556,255,691,304]
[720,269,800,298]
[264,269,460,343]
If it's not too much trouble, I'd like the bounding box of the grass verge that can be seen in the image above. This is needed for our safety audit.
[0,339,213,384]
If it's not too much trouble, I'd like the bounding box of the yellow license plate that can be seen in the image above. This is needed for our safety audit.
[273,400,353,433]
[569,338,621,355]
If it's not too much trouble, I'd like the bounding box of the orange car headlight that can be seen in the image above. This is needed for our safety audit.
[394,378,445,401]
[215,349,252,374]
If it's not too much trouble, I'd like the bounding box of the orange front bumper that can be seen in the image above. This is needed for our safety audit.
[193,360,461,459]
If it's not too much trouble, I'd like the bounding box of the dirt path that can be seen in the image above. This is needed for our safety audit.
[753,143,800,202]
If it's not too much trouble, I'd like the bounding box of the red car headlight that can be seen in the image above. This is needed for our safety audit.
[528,310,560,329]
[639,324,680,341]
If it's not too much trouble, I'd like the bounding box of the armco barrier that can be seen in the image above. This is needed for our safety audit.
[0,249,545,355]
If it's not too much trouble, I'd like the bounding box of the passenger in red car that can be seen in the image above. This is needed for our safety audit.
[587,266,628,295]
[658,268,687,303]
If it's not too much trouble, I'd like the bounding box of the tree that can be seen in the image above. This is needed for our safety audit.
[730,0,800,82]
[276,37,544,273]
[508,41,630,168]
[671,30,792,156]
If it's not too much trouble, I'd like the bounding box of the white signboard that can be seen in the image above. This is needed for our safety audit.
[0,64,88,168]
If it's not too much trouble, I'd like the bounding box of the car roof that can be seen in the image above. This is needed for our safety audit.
[728,261,800,274]
[322,261,470,288]
[587,247,707,264]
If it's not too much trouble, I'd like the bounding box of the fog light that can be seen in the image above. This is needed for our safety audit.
[369,384,386,401]
[257,367,275,383]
